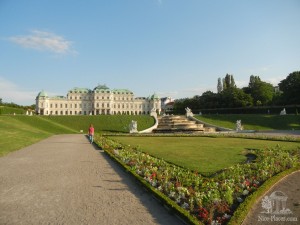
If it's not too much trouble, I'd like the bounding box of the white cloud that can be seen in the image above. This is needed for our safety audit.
[8,30,77,55]
[235,80,248,88]
[0,77,37,105]
[265,77,284,86]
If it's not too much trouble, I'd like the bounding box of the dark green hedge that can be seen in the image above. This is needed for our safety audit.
[173,105,300,115]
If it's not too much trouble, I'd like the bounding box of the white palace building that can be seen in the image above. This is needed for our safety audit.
[35,84,161,116]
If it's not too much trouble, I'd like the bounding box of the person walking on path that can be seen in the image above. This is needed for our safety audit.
[88,124,94,144]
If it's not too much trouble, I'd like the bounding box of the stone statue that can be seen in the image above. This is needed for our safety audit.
[129,120,138,133]
[185,107,193,117]
[236,120,243,132]
[150,107,157,118]
[280,108,286,115]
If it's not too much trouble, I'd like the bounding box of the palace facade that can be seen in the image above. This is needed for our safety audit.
[35,85,161,116]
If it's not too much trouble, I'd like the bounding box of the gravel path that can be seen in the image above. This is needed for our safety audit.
[0,134,184,225]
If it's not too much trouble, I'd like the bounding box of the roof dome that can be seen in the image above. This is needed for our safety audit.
[150,93,160,100]
[37,90,48,98]
[94,84,109,90]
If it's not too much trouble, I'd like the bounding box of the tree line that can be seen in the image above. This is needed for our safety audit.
[0,98,35,110]
[174,71,300,113]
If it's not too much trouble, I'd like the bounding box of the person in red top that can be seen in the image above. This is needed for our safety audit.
[88,124,95,144]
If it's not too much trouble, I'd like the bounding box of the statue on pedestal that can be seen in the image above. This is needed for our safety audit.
[185,107,193,117]
[129,120,138,133]
[280,108,286,115]
[150,107,157,118]
[236,120,243,132]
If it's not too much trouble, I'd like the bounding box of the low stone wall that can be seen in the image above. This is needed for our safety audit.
[188,116,233,132]
[139,116,159,133]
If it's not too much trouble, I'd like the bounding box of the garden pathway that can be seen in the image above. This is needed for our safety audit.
[0,134,184,225]
[242,170,300,225]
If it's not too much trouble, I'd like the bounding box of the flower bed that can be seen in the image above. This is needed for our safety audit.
[97,135,300,225]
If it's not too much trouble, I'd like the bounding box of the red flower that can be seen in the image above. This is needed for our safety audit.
[198,207,209,219]
[150,172,156,179]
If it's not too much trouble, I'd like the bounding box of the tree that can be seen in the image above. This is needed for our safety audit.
[219,87,253,108]
[222,74,236,90]
[0,98,2,105]
[244,75,275,106]
[199,91,220,109]
[217,78,222,93]
[278,71,300,104]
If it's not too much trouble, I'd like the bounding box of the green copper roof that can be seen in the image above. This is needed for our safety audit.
[37,90,48,98]
[68,87,91,93]
[150,93,160,100]
[112,89,133,94]
[94,84,110,90]
[50,96,67,100]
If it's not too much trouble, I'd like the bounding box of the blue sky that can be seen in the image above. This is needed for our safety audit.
[1,0,299,105]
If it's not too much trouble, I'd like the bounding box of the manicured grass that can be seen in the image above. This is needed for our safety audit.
[0,115,76,156]
[0,115,155,156]
[195,114,300,130]
[108,136,300,174]
[42,115,155,133]
[0,106,25,115]
[0,116,51,156]
[12,116,77,134]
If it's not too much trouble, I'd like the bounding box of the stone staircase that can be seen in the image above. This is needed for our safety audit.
[153,115,216,133]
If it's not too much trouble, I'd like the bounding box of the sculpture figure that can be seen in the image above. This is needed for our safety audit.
[185,107,193,117]
[150,107,157,118]
[236,120,243,132]
[280,108,286,115]
[129,120,138,133]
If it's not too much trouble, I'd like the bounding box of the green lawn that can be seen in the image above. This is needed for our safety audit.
[195,114,300,130]
[0,106,25,115]
[0,116,52,156]
[0,115,155,156]
[108,136,300,174]
[42,115,155,133]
